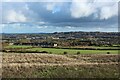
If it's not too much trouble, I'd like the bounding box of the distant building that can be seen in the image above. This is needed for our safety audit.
[52,37,59,40]
[53,44,58,47]
[9,43,14,45]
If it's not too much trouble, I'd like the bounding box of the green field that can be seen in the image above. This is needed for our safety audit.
[5,45,119,54]
[6,45,119,49]
[70,46,119,49]
[28,48,119,54]
[5,45,33,48]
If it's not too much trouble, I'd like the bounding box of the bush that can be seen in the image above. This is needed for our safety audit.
[77,52,80,55]
[63,51,68,55]
[41,51,48,53]
[107,52,110,54]
[49,52,52,54]
[35,50,39,52]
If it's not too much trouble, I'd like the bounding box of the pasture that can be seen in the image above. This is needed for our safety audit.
[29,48,119,54]
[5,45,33,48]
[4,45,119,54]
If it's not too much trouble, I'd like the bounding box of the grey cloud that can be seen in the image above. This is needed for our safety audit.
[2,2,118,28]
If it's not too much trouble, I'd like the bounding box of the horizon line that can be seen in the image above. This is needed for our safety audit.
[0,31,119,34]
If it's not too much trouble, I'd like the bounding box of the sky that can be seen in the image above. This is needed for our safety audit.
[1,0,120,33]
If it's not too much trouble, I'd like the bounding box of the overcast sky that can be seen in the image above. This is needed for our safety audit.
[1,0,119,33]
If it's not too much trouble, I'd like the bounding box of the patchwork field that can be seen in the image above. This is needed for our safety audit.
[1,53,120,78]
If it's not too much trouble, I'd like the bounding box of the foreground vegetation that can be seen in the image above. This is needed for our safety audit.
[3,63,119,78]
[2,53,120,78]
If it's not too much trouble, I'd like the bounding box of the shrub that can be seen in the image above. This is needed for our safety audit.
[107,52,110,54]
[35,50,39,52]
[63,51,68,55]
[49,52,52,54]
[77,51,80,55]
[41,51,48,53]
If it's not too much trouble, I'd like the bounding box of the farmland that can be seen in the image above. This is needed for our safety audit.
[1,32,120,78]
[4,45,119,54]
[29,48,119,54]
[2,53,120,78]
[5,45,33,48]
[2,43,119,78]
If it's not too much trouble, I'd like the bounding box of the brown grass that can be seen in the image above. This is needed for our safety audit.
[1,53,120,78]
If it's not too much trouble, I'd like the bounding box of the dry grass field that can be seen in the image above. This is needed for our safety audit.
[0,53,2,78]
[1,53,120,78]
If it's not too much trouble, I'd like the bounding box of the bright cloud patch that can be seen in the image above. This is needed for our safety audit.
[70,0,118,19]
[70,1,95,18]
[5,10,27,22]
